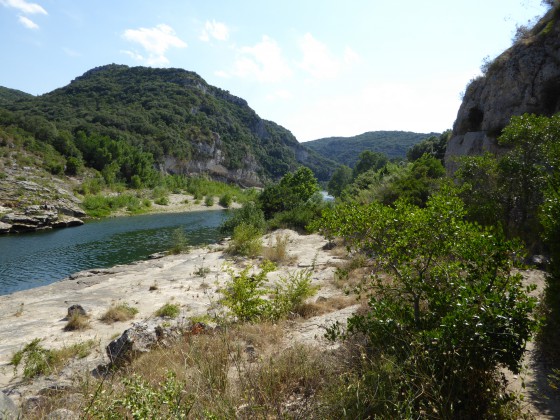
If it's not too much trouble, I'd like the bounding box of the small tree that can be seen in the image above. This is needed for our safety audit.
[327,165,352,197]
[352,150,388,179]
[259,166,319,218]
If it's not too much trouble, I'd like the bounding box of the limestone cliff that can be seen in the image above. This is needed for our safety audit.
[445,6,560,169]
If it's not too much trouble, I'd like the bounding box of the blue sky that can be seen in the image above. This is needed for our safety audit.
[0,0,549,141]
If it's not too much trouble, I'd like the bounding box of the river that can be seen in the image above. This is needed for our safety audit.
[0,210,227,295]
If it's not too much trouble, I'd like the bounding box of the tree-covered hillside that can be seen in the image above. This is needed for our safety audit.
[305,130,439,168]
[0,86,33,107]
[0,64,335,186]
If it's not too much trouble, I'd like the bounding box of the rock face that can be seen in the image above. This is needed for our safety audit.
[445,7,560,170]
[0,392,19,420]
[0,205,84,234]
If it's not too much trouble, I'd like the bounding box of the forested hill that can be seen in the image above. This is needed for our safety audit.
[305,130,439,168]
[0,86,33,107]
[0,64,335,185]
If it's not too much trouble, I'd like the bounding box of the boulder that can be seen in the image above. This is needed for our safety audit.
[106,320,182,366]
[0,392,19,420]
[0,221,11,234]
[67,305,87,318]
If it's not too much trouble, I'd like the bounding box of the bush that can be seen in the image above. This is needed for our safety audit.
[10,338,56,379]
[263,233,290,263]
[220,261,277,322]
[155,303,180,318]
[219,201,266,235]
[219,193,233,208]
[318,189,539,417]
[87,371,194,418]
[204,195,214,206]
[169,228,189,254]
[227,223,263,257]
[220,261,318,322]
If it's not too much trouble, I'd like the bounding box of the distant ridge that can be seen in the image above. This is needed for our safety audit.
[305,130,439,168]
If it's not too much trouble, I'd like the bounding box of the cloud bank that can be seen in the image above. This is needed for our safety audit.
[122,24,187,66]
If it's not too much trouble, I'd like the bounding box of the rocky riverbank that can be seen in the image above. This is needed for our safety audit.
[0,229,355,416]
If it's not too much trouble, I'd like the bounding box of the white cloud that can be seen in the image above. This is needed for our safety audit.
[266,89,293,101]
[0,0,46,15]
[18,15,38,29]
[200,20,229,42]
[231,35,292,83]
[63,47,81,57]
[297,33,341,80]
[121,49,145,61]
[122,24,187,66]
[214,70,230,79]
[344,47,361,65]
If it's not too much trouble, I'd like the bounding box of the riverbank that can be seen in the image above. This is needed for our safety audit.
[0,230,354,402]
[134,192,241,215]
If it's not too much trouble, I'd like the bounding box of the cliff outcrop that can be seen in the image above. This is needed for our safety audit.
[445,6,560,169]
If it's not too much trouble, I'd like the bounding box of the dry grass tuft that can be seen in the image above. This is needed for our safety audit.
[262,233,293,264]
[293,295,356,319]
[99,303,139,324]
[64,312,90,331]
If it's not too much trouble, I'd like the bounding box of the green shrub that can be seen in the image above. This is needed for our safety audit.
[10,338,96,379]
[219,201,266,235]
[169,228,189,254]
[154,196,169,205]
[155,303,180,318]
[220,261,277,322]
[270,269,318,319]
[219,193,233,208]
[10,338,56,378]
[319,189,539,417]
[227,223,263,257]
[86,371,194,418]
[204,195,215,206]
[220,261,318,323]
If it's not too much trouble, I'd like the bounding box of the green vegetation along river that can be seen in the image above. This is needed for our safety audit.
[0,210,227,295]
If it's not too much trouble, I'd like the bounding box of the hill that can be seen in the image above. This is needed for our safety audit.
[304,130,439,168]
[0,86,33,107]
[0,64,335,186]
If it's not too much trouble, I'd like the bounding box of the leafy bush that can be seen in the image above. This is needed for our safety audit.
[270,269,318,319]
[204,195,214,206]
[155,303,180,318]
[220,261,277,322]
[86,371,194,418]
[318,189,538,417]
[10,338,57,379]
[218,193,233,208]
[220,261,318,322]
[259,167,319,219]
[227,223,263,257]
[82,193,148,217]
[219,201,266,235]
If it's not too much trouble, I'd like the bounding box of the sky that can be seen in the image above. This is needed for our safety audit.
[0,0,550,142]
